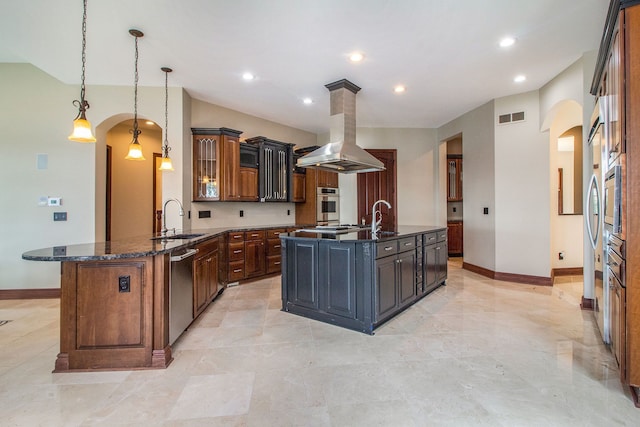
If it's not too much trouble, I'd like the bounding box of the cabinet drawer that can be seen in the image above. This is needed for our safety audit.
[229,242,245,261]
[228,261,245,281]
[245,230,265,241]
[376,241,398,258]
[398,237,416,252]
[437,230,447,242]
[266,228,286,239]
[196,237,219,254]
[424,232,437,246]
[266,239,282,256]
[228,232,244,242]
[266,255,282,274]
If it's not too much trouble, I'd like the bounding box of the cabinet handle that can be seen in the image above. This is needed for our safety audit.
[435,247,441,250]
[273,232,280,236]
[404,242,413,246]
[274,245,281,249]
[274,261,281,265]
[428,237,435,241]
[607,261,619,267]
[384,246,394,251]
[251,233,259,237]
[233,235,242,239]
[233,268,242,273]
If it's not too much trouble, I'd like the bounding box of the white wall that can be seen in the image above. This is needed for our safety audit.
[1,64,187,289]
[336,128,441,226]
[0,64,94,289]
[438,101,496,272]
[494,91,550,277]
[548,102,584,270]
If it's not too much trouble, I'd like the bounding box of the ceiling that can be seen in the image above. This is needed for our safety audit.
[0,0,609,134]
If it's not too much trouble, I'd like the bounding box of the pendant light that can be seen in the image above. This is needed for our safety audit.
[68,0,96,143]
[158,67,174,171]
[125,29,145,161]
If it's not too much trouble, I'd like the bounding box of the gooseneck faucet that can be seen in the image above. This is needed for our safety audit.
[371,199,392,236]
[162,198,185,236]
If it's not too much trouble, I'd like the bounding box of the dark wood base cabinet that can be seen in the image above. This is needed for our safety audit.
[281,228,447,334]
[56,256,172,372]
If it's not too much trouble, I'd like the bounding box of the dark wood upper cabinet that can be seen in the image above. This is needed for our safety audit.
[191,128,243,201]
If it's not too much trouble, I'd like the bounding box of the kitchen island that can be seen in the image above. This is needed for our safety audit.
[280,225,448,334]
[22,225,297,372]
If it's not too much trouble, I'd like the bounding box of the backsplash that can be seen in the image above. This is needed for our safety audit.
[189,201,296,229]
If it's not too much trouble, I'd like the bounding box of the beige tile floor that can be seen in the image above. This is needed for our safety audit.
[1,261,639,426]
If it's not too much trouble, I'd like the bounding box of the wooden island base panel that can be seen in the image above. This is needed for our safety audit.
[280,226,448,334]
[55,256,172,372]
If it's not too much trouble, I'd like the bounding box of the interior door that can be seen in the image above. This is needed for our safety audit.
[357,149,397,230]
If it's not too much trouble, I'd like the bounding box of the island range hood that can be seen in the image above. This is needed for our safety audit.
[296,79,385,174]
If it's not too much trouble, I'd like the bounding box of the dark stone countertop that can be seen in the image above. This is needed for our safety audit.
[22,224,301,262]
[281,225,446,242]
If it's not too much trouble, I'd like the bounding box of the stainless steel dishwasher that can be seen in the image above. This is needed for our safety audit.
[169,247,198,344]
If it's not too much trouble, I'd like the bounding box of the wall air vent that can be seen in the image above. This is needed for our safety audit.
[498,111,525,125]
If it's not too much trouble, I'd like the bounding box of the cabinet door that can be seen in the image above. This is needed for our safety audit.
[239,167,259,201]
[194,255,210,316]
[317,170,339,188]
[607,28,623,165]
[435,243,447,283]
[375,255,398,321]
[292,173,306,202]
[425,244,437,290]
[192,135,220,201]
[318,242,357,320]
[447,158,462,201]
[398,250,417,307]
[207,250,219,300]
[285,240,319,309]
[220,136,241,200]
[447,222,463,256]
[245,239,265,278]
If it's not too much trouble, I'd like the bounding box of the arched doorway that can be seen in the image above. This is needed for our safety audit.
[105,119,162,240]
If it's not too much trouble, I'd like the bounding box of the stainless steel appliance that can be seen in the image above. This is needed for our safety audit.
[604,165,622,235]
[296,79,385,174]
[587,99,606,341]
[317,187,340,224]
[169,247,198,344]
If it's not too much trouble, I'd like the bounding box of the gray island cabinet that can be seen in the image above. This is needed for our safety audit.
[280,226,447,334]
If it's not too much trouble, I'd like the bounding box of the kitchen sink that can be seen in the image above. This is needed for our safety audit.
[150,233,205,241]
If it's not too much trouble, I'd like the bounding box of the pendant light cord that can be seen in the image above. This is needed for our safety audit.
[131,33,141,139]
[164,70,170,155]
[80,0,87,103]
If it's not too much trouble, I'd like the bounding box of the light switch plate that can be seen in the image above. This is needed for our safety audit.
[48,197,62,206]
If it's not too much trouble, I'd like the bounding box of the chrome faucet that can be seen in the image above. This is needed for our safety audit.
[162,198,185,236]
[371,199,392,236]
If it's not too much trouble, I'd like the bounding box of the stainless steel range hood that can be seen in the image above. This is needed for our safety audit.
[296,79,385,174]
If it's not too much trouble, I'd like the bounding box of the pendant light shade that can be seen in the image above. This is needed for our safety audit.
[159,67,174,171]
[125,29,145,161]
[68,0,96,143]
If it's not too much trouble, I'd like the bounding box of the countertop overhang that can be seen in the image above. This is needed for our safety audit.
[22,224,300,262]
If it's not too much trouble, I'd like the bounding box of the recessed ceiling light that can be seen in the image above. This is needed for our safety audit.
[303,98,313,105]
[393,85,406,93]
[349,52,364,62]
[499,37,516,48]
[242,72,255,81]
[514,75,526,83]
